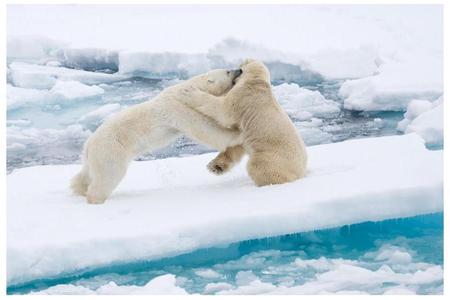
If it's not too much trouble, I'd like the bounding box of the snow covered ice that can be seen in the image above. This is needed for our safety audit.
[7,134,442,287]
[397,96,443,147]
[6,4,443,295]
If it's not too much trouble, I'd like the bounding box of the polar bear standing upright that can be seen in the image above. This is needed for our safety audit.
[71,69,242,204]
[180,59,307,186]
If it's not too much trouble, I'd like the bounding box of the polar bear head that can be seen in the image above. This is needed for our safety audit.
[238,59,271,84]
[200,69,243,96]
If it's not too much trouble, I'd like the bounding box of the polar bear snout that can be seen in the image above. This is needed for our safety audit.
[230,69,243,84]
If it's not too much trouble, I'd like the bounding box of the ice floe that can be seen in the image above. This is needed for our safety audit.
[397,96,443,146]
[7,134,442,285]
[273,83,340,120]
[9,62,126,89]
[31,274,186,295]
[49,80,104,100]
[339,59,442,111]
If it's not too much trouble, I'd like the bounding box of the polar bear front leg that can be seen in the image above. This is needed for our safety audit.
[179,88,235,128]
[207,145,245,175]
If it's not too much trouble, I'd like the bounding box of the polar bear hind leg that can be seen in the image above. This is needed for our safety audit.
[70,165,90,196]
[247,153,292,186]
[86,154,129,204]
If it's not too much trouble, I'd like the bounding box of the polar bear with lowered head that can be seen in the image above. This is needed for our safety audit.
[180,59,307,186]
[71,69,243,204]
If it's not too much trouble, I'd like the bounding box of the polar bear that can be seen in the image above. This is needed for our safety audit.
[71,69,243,204]
[180,59,307,186]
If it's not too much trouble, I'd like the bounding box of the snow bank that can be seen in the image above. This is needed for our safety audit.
[7,134,442,286]
[339,58,443,111]
[273,83,340,120]
[398,97,443,146]
[9,62,126,89]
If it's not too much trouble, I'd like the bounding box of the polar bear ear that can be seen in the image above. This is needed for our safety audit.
[207,78,215,83]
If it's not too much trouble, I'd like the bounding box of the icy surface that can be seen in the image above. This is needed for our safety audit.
[50,80,104,100]
[7,134,442,286]
[23,214,443,295]
[7,6,442,80]
[8,75,403,171]
[9,62,126,89]
[273,83,340,120]
[339,59,443,111]
[31,274,186,295]
[397,96,443,147]
[7,84,50,110]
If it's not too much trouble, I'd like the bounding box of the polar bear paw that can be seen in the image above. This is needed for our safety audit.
[207,156,231,175]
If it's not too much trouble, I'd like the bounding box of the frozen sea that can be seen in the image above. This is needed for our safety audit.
[6,74,404,172]
[6,5,443,295]
[6,64,442,295]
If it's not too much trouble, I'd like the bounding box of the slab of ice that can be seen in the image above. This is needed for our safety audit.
[49,80,104,100]
[7,80,104,110]
[7,125,90,154]
[7,36,66,61]
[398,97,443,147]
[6,84,50,110]
[60,48,119,71]
[7,134,442,285]
[397,100,434,132]
[118,51,210,77]
[9,62,126,89]
[273,83,340,120]
[339,59,442,111]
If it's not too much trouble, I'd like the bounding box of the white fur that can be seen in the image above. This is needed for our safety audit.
[71,69,241,204]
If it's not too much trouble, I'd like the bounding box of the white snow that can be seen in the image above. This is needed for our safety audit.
[7,134,442,285]
[397,96,443,146]
[7,6,442,80]
[339,59,443,111]
[49,80,104,100]
[273,83,340,120]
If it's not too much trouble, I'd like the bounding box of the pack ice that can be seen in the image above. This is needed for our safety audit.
[7,134,442,286]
